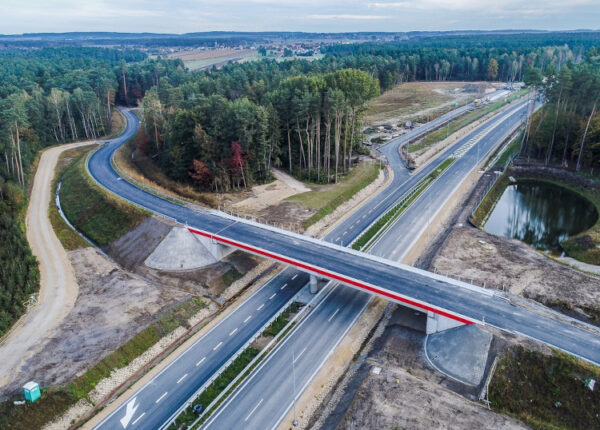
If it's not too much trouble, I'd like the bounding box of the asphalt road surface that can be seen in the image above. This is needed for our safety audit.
[91,100,482,429]
[202,98,600,430]
[90,98,579,430]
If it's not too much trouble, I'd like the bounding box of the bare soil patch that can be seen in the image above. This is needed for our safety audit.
[312,306,532,430]
[0,247,190,400]
[428,170,600,324]
[366,81,492,126]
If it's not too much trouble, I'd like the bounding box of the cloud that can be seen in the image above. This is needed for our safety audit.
[308,14,386,20]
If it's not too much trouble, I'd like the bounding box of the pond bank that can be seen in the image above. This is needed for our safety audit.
[472,165,600,265]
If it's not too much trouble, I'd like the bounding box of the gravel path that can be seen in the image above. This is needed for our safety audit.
[0,141,96,389]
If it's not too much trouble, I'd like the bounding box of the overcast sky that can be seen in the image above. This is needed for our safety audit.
[1,0,598,34]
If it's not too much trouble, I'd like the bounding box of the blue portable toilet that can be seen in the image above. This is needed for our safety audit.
[23,381,41,403]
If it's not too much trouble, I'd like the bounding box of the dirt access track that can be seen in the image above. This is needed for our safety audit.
[0,141,97,389]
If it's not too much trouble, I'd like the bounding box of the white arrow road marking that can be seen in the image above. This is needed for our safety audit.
[120,397,139,428]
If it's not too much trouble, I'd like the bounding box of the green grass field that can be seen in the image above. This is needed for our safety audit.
[288,161,381,228]
[59,154,148,247]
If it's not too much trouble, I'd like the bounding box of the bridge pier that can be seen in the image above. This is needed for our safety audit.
[426,311,465,334]
[309,274,319,294]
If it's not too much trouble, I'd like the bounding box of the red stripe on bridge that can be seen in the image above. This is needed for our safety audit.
[188,227,474,326]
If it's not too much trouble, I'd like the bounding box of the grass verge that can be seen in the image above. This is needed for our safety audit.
[169,302,302,429]
[489,345,600,430]
[0,298,206,430]
[470,173,510,228]
[409,90,528,153]
[49,146,94,250]
[352,157,455,250]
[60,154,148,247]
[288,161,381,229]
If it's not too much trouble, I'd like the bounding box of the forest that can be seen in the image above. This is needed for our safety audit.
[1,33,600,336]
[0,47,147,337]
[123,36,600,192]
[523,48,600,170]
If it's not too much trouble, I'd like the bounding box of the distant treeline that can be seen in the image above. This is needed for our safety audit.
[113,34,600,191]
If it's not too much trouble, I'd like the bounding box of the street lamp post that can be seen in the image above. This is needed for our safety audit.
[292,348,298,427]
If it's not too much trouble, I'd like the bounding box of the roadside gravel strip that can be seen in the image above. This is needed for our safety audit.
[0,141,96,388]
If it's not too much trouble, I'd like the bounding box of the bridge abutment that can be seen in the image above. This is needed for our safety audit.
[426,311,465,334]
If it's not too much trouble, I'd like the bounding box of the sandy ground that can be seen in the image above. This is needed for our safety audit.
[0,141,97,392]
[429,181,600,321]
[0,247,191,399]
[366,81,494,126]
[231,168,310,213]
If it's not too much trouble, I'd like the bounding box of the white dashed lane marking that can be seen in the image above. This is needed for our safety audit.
[244,315,252,323]
[177,374,188,384]
[257,303,264,311]
[156,392,168,404]
[214,342,223,351]
[196,357,206,366]
[229,328,238,336]
[245,398,263,422]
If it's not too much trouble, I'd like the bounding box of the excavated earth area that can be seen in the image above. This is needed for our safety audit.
[427,171,600,324]
[314,306,539,430]
[0,216,262,400]
[0,247,190,400]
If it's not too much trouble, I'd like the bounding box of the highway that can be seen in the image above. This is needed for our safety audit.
[91,99,491,429]
[88,96,574,430]
[202,98,600,429]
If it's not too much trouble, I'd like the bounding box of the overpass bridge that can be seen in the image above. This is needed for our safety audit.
[89,108,600,366]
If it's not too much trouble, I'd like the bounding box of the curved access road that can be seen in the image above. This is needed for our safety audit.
[0,140,96,389]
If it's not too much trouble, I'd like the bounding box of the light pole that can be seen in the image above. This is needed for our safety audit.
[292,348,298,427]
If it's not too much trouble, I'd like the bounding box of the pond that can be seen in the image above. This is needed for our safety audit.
[483,181,598,254]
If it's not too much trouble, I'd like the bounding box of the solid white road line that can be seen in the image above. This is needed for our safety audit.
[328,308,340,322]
[269,293,276,300]
[245,398,263,422]
[229,328,238,336]
[294,347,307,363]
[177,374,188,384]
[214,341,223,351]
[132,412,145,425]
[196,357,206,366]
[292,274,298,280]
[156,392,168,404]
[257,303,264,311]
[281,283,287,290]
[244,315,252,323]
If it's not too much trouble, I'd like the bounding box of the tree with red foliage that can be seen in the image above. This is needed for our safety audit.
[228,142,247,188]
[189,159,214,190]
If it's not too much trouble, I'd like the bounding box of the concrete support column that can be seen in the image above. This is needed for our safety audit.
[309,274,319,294]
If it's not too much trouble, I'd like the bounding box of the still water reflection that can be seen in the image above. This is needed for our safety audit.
[484,181,597,254]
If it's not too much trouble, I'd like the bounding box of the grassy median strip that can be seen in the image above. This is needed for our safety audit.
[168,302,303,429]
[288,161,381,229]
[60,153,148,247]
[352,157,455,251]
[489,346,600,430]
[0,298,206,430]
[409,90,528,153]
